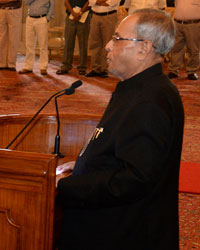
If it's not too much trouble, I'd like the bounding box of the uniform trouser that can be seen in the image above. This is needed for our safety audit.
[168,22,200,75]
[0,7,22,68]
[89,12,117,73]
[24,16,48,70]
[61,14,90,71]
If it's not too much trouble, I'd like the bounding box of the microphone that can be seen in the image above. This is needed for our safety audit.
[53,80,82,157]
[5,80,82,150]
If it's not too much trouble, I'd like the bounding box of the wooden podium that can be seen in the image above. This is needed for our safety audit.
[0,149,57,250]
[0,114,99,250]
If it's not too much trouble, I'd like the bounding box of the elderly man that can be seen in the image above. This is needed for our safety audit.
[57,9,184,250]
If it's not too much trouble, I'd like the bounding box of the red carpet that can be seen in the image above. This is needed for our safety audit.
[179,161,200,194]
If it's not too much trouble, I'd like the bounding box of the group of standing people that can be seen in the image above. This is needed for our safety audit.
[56,0,120,78]
[0,0,199,79]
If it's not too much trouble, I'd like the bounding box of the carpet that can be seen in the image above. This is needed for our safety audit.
[179,161,200,194]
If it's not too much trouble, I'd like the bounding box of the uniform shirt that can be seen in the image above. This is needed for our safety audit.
[0,0,22,8]
[174,0,200,20]
[25,0,55,21]
[128,0,166,14]
[89,0,120,13]
[68,0,88,8]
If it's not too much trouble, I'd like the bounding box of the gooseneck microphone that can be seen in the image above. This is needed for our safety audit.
[53,80,82,157]
[5,80,82,151]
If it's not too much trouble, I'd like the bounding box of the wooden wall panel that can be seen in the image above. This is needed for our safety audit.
[0,114,100,159]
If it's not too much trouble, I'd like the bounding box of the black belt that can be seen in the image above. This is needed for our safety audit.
[29,14,46,18]
[0,6,20,10]
[174,19,200,24]
[92,10,117,16]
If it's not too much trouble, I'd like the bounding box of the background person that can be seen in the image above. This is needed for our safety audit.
[128,0,166,14]
[168,0,200,80]
[85,0,120,78]
[0,0,22,71]
[19,0,55,75]
[56,0,90,76]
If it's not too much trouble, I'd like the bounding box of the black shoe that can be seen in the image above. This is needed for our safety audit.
[41,69,48,75]
[168,72,178,79]
[78,70,86,75]
[0,67,9,70]
[85,70,101,77]
[188,73,198,80]
[8,67,16,71]
[18,69,33,74]
[56,69,68,75]
[100,71,108,78]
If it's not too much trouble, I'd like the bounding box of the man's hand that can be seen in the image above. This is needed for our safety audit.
[96,0,109,6]
[56,161,75,175]
[56,161,75,187]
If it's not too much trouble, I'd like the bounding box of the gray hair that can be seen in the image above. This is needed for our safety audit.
[132,8,176,55]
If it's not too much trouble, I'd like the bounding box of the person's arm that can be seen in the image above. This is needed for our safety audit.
[46,0,55,21]
[58,103,172,209]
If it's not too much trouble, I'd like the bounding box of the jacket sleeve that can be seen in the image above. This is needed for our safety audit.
[58,103,172,208]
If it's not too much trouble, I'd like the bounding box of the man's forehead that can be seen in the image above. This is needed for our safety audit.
[116,16,137,36]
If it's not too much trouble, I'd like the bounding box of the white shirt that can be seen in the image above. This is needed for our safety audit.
[174,0,200,20]
[89,0,120,13]
[128,0,166,15]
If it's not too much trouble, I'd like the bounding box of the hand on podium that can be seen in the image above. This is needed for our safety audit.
[56,161,75,187]
[56,161,75,175]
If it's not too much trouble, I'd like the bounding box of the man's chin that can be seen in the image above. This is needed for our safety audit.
[108,67,118,78]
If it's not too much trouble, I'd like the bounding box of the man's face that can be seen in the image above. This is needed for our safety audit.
[106,16,141,81]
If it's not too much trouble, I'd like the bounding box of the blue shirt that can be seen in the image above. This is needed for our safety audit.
[25,0,55,21]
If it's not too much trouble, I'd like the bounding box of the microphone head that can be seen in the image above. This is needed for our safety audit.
[64,80,82,95]
[71,80,82,90]
[65,88,75,95]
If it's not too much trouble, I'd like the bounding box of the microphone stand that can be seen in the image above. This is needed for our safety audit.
[5,80,82,154]
[5,87,75,149]
[53,88,75,158]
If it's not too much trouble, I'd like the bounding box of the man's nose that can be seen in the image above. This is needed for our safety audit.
[105,39,113,52]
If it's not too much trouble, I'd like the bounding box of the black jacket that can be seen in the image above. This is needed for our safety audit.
[58,63,184,250]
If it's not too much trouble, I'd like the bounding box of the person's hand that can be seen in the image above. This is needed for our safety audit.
[72,12,81,22]
[56,161,75,187]
[56,161,75,175]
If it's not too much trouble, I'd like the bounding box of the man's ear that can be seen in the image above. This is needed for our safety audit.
[137,40,153,60]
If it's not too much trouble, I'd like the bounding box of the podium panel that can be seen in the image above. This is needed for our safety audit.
[0,149,57,250]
